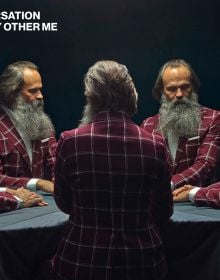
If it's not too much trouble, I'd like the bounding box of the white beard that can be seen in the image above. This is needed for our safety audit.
[158,92,201,138]
[12,96,55,140]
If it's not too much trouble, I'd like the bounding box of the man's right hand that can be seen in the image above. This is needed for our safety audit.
[10,187,48,208]
[36,179,54,193]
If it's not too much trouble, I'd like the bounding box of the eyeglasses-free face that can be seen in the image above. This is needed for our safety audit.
[162,65,193,101]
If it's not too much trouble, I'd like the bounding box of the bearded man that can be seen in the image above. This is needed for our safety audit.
[0,61,56,210]
[141,59,220,194]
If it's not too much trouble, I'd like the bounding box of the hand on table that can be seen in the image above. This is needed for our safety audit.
[36,179,54,193]
[173,185,194,202]
[7,187,48,208]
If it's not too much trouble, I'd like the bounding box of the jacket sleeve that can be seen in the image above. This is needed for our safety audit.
[54,132,75,214]
[0,131,33,188]
[149,136,173,229]
[44,134,57,180]
[0,159,30,188]
[0,192,18,211]
[194,182,220,208]
[172,112,220,188]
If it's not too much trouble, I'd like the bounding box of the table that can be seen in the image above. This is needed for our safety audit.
[0,194,68,280]
[165,203,220,280]
[0,197,220,280]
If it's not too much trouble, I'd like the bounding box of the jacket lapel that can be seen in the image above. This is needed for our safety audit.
[152,126,173,169]
[172,137,187,172]
[0,109,31,168]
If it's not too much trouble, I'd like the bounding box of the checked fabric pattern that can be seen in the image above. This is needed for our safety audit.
[52,111,173,280]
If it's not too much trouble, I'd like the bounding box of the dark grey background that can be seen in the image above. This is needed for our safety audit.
[0,0,219,137]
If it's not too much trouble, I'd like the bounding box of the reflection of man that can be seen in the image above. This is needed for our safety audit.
[0,61,56,206]
[173,182,220,208]
[0,187,47,212]
[141,59,220,190]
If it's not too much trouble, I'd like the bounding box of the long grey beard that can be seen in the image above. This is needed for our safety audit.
[158,92,201,138]
[78,103,96,127]
[13,97,55,140]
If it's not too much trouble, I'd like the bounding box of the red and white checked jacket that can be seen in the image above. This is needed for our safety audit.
[141,106,220,189]
[0,192,18,211]
[0,107,56,188]
[194,182,220,208]
[52,111,173,280]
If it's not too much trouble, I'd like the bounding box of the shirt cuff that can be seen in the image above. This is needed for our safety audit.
[171,181,175,191]
[26,179,39,191]
[189,187,201,203]
[13,195,23,209]
[0,187,7,192]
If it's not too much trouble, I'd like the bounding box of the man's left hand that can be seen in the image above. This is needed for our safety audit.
[173,185,194,202]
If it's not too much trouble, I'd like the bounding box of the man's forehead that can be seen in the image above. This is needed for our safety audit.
[23,68,42,85]
[162,66,191,83]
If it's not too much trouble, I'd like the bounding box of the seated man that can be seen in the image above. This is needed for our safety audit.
[0,187,47,212]
[0,61,56,194]
[173,182,220,208]
[48,60,173,280]
[141,59,220,189]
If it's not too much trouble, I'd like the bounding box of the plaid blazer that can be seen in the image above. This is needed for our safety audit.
[0,192,18,211]
[194,182,220,208]
[140,106,220,189]
[52,111,173,280]
[0,107,56,188]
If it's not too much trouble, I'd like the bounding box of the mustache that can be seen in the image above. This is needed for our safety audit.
[32,99,44,107]
[169,97,192,108]
[14,96,44,111]
[18,100,44,114]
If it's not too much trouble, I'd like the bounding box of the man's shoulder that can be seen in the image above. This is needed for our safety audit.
[200,106,220,123]
[201,105,220,116]
[59,125,90,143]
[0,107,14,136]
[140,114,159,129]
[60,128,78,140]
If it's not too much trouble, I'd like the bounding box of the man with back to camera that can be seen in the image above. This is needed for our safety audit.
[47,60,173,280]
[0,61,56,211]
[141,59,220,203]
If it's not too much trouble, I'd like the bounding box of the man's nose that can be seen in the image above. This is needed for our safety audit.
[35,91,43,100]
[175,88,184,99]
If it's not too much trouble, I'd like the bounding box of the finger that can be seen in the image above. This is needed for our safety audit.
[173,194,184,202]
[31,198,43,205]
[37,201,48,206]
[173,193,183,201]
[173,187,185,196]
[173,197,179,202]
[28,193,43,199]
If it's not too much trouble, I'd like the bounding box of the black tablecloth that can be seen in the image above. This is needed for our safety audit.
[165,203,220,280]
[0,195,68,280]
[0,197,220,280]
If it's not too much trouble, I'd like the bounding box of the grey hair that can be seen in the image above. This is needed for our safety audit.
[153,59,201,101]
[83,60,138,116]
[0,61,39,108]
